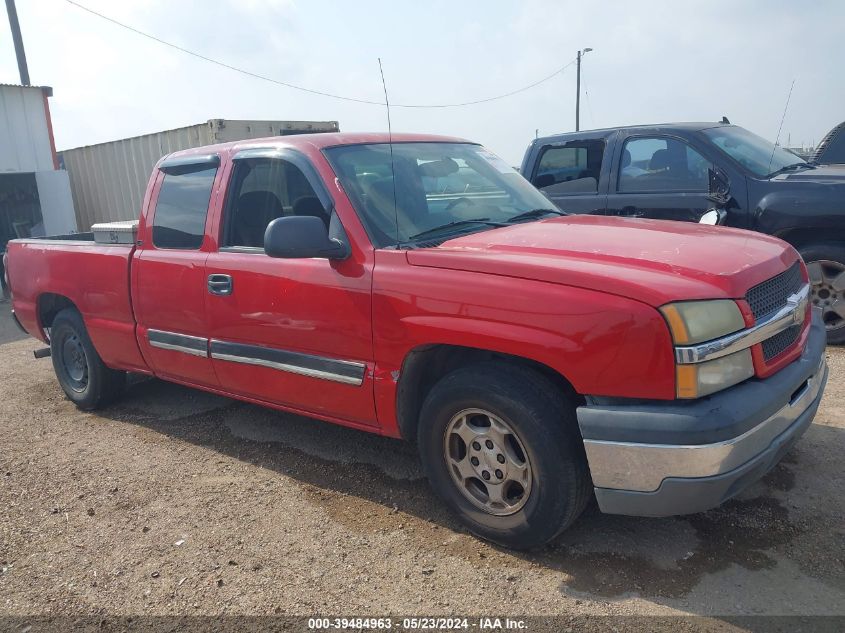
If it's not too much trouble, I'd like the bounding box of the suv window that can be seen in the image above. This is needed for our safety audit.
[532,140,604,194]
[152,166,218,249]
[223,157,328,249]
[619,137,710,192]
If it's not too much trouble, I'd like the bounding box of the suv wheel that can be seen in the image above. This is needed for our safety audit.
[800,244,845,345]
[417,362,591,549]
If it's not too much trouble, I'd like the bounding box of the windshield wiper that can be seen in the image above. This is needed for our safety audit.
[766,162,815,178]
[506,208,565,223]
[407,218,507,241]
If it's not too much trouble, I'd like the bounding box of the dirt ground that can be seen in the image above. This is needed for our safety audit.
[0,318,843,630]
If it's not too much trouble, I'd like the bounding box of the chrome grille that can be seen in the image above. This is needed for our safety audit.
[746,262,803,320]
[762,324,801,361]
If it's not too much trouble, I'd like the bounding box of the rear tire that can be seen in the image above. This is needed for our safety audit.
[799,244,845,345]
[417,362,591,549]
[50,308,125,410]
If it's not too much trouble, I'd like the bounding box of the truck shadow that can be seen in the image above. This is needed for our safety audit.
[99,376,841,606]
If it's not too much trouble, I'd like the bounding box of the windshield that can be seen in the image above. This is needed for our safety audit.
[702,126,806,178]
[324,142,555,247]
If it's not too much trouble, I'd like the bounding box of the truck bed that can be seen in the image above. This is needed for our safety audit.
[6,237,149,373]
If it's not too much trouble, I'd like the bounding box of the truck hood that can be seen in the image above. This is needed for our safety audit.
[773,164,845,183]
[406,215,799,307]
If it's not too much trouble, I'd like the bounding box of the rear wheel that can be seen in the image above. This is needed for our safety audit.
[50,308,125,410]
[800,244,845,344]
[417,362,591,549]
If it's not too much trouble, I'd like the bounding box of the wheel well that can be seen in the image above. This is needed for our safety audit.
[37,293,77,337]
[395,344,581,442]
[776,228,845,251]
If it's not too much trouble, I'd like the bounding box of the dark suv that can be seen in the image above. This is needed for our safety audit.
[521,122,845,343]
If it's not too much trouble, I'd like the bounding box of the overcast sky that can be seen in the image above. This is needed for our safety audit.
[2,0,843,165]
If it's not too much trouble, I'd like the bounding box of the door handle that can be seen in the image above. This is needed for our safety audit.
[207,274,233,296]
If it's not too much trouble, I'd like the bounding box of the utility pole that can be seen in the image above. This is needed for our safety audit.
[575,47,592,132]
[5,0,30,85]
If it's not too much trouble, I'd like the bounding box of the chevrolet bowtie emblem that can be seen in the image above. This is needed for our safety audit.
[786,291,808,325]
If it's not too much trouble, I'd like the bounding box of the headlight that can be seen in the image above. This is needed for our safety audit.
[660,299,745,345]
[675,349,755,398]
[661,299,752,399]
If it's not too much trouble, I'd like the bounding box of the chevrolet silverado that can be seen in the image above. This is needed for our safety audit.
[5,133,828,548]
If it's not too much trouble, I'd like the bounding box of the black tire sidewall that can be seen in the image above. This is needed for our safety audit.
[50,309,119,410]
[799,243,845,344]
[418,364,586,549]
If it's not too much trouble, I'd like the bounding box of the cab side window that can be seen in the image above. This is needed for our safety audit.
[152,165,218,249]
[532,140,604,194]
[619,137,710,192]
[223,157,328,249]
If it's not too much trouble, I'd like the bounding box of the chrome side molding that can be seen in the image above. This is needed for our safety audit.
[210,340,366,386]
[146,330,367,385]
[675,285,809,364]
[147,329,209,357]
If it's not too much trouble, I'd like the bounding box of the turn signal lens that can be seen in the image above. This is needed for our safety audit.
[676,349,755,399]
[660,299,745,345]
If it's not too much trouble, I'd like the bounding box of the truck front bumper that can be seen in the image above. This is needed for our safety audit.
[577,313,828,517]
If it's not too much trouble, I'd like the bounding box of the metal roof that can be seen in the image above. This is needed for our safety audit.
[0,83,53,96]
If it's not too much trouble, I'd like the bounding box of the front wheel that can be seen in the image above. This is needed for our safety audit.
[800,244,845,345]
[417,362,591,549]
[50,308,125,410]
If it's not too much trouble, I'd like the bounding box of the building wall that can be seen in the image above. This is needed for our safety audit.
[0,85,55,173]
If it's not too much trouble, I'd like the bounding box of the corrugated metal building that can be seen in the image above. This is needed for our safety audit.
[0,83,57,172]
[0,84,77,244]
[59,118,340,230]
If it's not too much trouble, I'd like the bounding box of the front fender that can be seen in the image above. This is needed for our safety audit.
[755,186,845,236]
[371,252,675,436]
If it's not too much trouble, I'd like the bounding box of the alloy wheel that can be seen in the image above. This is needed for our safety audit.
[807,259,845,333]
[443,408,533,516]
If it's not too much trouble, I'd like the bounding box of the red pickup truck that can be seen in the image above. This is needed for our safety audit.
[5,133,828,548]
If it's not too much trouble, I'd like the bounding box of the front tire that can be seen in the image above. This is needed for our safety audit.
[799,244,845,345]
[417,362,591,549]
[50,308,125,410]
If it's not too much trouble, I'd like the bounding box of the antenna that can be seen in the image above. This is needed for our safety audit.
[768,79,795,173]
[378,57,400,245]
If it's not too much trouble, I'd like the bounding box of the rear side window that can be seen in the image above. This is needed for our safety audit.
[532,140,604,194]
[152,166,218,249]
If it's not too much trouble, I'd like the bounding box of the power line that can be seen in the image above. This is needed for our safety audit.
[395,58,577,108]
[64,0,575,109]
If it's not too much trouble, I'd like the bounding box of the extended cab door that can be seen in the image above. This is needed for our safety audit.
[132,154,221,388]
[203,148,377,427]
[605,133,712,222]
[524,135,611,215]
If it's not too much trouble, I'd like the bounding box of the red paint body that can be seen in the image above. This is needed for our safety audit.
[6,133,805,438]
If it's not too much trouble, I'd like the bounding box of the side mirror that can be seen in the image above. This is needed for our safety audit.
[706,167,731,206]
[699,209,727,226]
[264,216,349,260]
[532,173,555,189]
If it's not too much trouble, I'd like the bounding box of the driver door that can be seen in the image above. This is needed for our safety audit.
[203,149,377,427]
[606,135,712,222]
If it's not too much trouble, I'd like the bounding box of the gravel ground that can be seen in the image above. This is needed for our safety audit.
[0,322,843,630]
[0,299,26,345]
